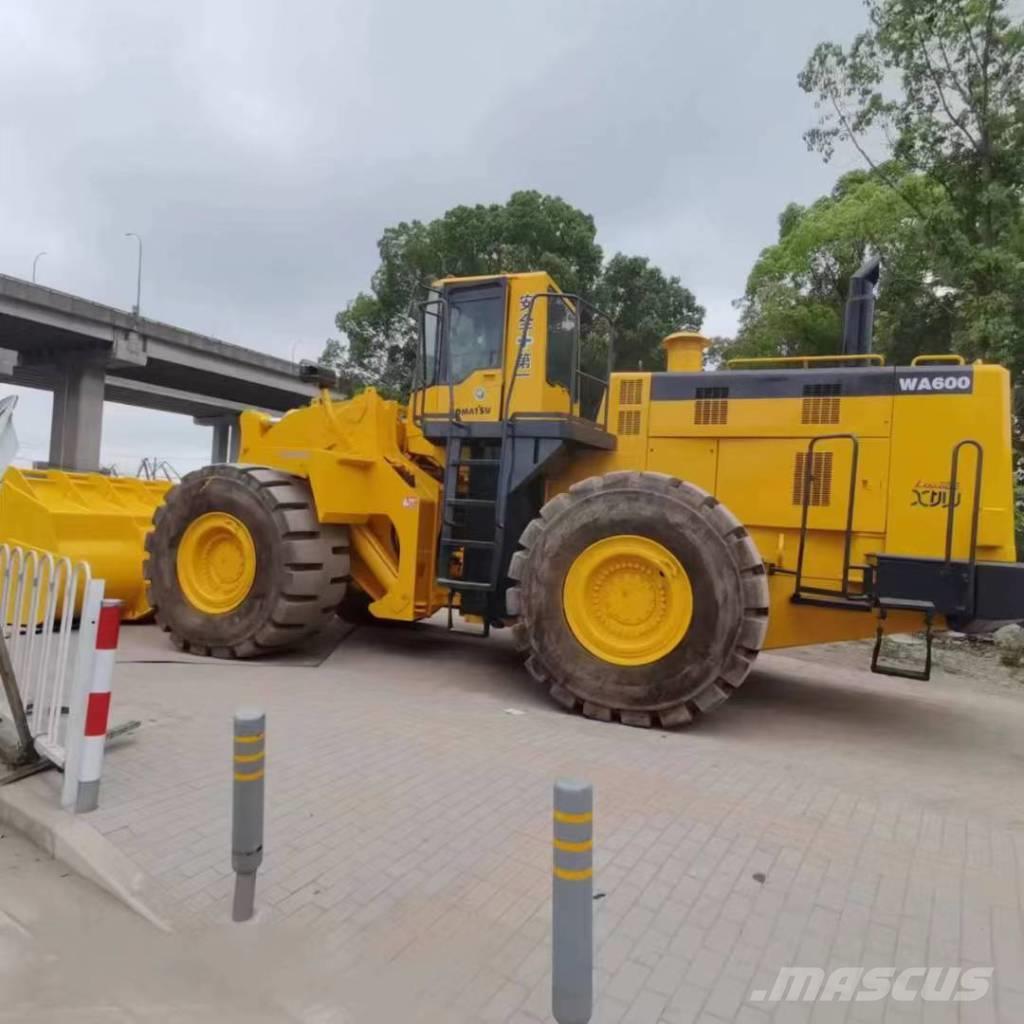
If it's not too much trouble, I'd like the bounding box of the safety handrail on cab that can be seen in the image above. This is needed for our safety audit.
[504,291,614,428]
[727,354,886,370]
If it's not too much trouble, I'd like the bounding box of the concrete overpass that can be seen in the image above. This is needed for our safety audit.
[0,273,319,469]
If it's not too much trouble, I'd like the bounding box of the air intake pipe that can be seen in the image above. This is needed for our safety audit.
[662,332,710,372]
[841,256,881,356]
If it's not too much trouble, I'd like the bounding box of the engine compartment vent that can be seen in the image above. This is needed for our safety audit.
[802,383,841,425]
[619,378,643,406]
[618,409,642,435]
[792,451,834,507]
[695,387,729,426]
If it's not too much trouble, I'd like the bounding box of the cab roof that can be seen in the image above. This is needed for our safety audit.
[430,270,555,288]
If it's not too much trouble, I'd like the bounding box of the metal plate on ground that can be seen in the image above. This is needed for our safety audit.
[116,619,358,668]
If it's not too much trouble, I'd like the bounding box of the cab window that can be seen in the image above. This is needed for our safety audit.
[442,283,505,383]
[419,290,442,386]
[547,295,576,393]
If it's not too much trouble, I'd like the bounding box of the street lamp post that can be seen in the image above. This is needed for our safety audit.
[32,251,47,283]
[125,232,143,316]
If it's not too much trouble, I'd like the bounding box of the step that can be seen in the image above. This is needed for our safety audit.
[439,538,498,549]
[436,577,494,592]
[877,597,936,613]
[445,498,497,507]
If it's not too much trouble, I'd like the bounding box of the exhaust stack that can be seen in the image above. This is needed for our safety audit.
[841,256,881,356]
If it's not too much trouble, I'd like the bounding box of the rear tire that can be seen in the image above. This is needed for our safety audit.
[507,471,769,727]
[144,465,350,658]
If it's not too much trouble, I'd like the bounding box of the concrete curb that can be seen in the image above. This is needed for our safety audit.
[0,773,174,931]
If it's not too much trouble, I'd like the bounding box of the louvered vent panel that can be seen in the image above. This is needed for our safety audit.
[618,409,642,435]
[695,386,729,426]
[619,378,643,406]
[791,451,834,507]
[801,383,841,425]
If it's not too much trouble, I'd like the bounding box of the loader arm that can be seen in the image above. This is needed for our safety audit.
[237,388,447,621]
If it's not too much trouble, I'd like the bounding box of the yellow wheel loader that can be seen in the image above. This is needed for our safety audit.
[135,260,1024,726]
[7,260,1023,726]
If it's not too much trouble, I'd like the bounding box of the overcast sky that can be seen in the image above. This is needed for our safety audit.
[0,0,866,471]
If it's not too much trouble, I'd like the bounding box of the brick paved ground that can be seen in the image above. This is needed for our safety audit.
[19,619,1024,1022]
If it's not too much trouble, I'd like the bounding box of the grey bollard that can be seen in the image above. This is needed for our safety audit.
[552,779,593,1024]
[232,709,265,922]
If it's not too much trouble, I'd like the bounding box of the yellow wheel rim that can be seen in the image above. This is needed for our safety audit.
[563,535,693,666]
[176,512,256,615]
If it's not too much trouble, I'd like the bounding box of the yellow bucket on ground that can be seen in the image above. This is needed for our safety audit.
[0,467,171,620]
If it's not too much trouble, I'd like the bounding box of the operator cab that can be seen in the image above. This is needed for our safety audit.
[409,271,616,626]
[410,271,612,431]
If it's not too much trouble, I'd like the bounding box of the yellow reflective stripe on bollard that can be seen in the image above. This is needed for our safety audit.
[234,769,265,782]
[553,838,593,853]
[553,866,593,881]
[235,732,265,744]
[553,810,592,825]
[234,751,264,764]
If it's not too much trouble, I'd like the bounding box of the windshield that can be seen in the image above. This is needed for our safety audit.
[443,283,504,383]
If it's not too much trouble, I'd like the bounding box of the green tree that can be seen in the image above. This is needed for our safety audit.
[799,0,1024,373]
[721,169,956,365]
[324,192,703,396]
[328,191,603,396]
[593,254,704,371]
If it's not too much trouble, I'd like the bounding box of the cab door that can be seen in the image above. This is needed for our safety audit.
[430,280,507,422]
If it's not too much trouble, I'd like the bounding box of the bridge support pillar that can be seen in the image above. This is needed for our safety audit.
[196,414,241,464]
[48,361,105,472]
[211,419,230,463]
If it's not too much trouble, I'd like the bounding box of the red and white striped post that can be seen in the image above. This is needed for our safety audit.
[74,598,122,813]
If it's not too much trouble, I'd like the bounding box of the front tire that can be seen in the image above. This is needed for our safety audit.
[144,465,350,658]
[507,472,769,727]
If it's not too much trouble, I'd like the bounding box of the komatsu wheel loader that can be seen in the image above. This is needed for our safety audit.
[6,262,1024,726]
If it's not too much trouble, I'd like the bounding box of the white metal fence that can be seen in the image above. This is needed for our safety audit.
[0,544,103,787]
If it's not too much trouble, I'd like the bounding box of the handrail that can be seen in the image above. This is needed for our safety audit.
[943,439,983,616]
[728,354,885,369]
[412,295,447,430]
[944,440,983,565]
[793,434,863,603]
[911,354,965,366]
[503,291,614,429]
